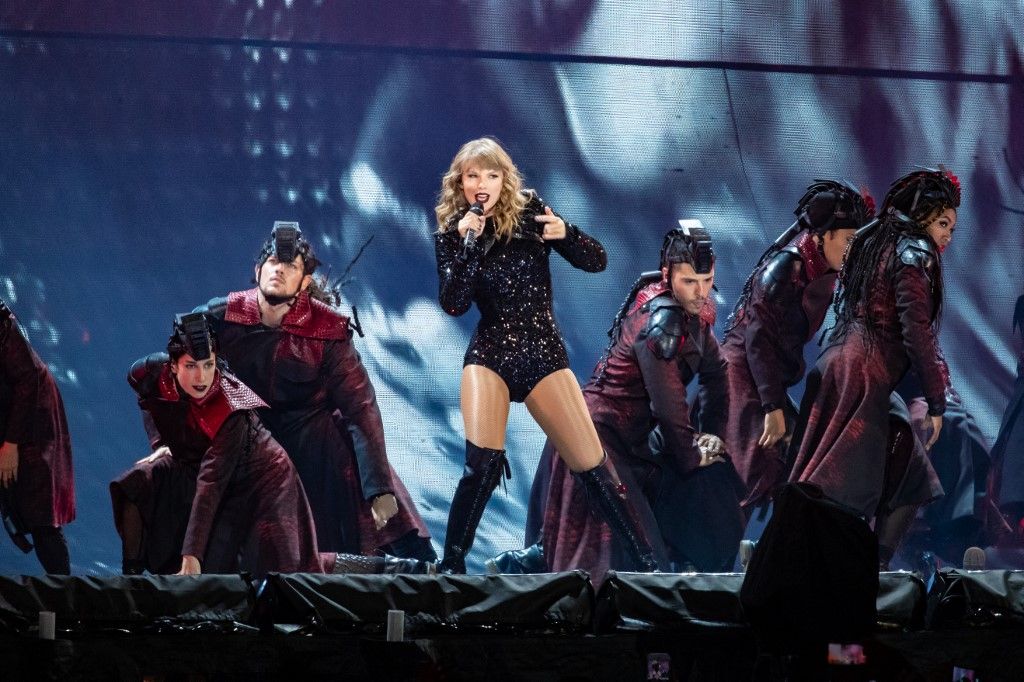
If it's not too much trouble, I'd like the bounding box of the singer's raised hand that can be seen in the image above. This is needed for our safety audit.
[535,206,566,240]
[457,210,485,240]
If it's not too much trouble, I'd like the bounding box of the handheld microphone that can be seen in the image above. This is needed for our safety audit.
[463,202,485,256]
[962,546,986,571]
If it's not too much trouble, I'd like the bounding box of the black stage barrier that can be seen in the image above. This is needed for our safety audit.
[253,571,594,634]
[0,574,255,632]
[0,571,1023,680]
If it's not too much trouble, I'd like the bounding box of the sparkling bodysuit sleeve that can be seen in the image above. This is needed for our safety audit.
[549,223,608,273]
[435,229,482,317]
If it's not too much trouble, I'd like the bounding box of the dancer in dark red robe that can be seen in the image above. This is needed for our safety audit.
[721,180,875,515]
[990,295,1024,543]
[540,223,734,574]
[161,315,321,574]
[898,353,991,559]
[788,168,960,567]
[0,300,74,573]
[198,224,433,560]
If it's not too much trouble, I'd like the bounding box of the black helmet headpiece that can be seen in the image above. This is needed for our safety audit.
[881,167,960,226]
[795,179,876,234]
[167,312,217,361]
[256,221,320,275]
[660,219,715,274]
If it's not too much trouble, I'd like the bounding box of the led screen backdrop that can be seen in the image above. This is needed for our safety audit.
[1,2,1022,573]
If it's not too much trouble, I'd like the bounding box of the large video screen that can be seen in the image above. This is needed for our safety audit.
[1,3,1022,572]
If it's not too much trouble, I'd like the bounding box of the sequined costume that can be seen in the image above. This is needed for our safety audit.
[435,191,607,402]
[199,289,433,559]
[721,231,837,510]
[539,281,738,574]
[0,302,74,573]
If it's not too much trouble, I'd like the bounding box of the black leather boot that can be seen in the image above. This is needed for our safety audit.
[484,542,546,575]
[31,526,70,574]
[438,441,510,574]
[331,553,436,575]
[575,459,659,572]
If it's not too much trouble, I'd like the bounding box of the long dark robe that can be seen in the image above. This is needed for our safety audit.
[0,306,75,527]
[720,232,836,509]
[898,359,990,541]
[113,360,322,575]
[541,284,733,574]
[201,289,430,556]
[990,295,1024,518]
[788,238,947,517]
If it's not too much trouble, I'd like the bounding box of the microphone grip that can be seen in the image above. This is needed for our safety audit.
[462,202,485,257]
[463,228,477,255]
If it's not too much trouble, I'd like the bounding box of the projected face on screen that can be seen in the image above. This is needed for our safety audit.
[0,4,1020,575]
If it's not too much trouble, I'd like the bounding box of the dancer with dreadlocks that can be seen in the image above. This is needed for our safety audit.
[513,223,733,575]
[721,180,874,517]
[787,168,960,565]
[193,223,434,563]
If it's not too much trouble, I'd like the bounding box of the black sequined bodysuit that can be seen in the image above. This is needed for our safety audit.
[435,193,607,402]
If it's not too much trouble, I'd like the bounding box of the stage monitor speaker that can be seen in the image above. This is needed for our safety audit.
[740,482,878,646]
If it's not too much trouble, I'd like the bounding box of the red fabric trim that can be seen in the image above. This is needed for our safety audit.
[224,288,349,341]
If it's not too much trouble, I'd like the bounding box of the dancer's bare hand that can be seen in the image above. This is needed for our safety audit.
[177,555,201,575]
[758,409,786,448]
[924,415,943,450]
[0,442,19,487]
[697,434,726,467]
[371,493,398,531]
[136,445,171,465]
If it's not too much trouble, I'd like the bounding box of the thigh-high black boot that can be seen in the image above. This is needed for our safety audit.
[438,441,510,574]
[575,458,659,572]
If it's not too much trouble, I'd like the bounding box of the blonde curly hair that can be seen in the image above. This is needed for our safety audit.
[435,137,528,241]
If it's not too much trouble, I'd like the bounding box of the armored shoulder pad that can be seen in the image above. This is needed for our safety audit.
[127,352,170,395]
[193,296,228,320]
[758,249,803,301]
[897,236,937,271]
[639,298,687,360]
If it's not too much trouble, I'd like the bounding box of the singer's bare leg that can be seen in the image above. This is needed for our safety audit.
[525,368,657,571]
[523,369,604,472]
[461,365,511,449]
